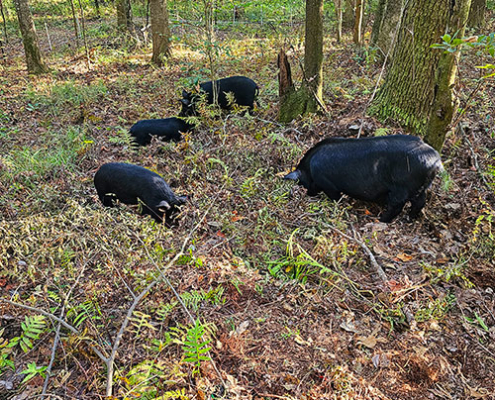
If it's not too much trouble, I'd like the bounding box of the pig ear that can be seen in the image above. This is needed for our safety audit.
[157,200,171,211]
[284,170,301,181]
[182,90,190,98]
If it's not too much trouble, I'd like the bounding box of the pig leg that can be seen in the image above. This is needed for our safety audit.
[409,191,427,219]
[380,190,408,222]
[100,194,116,207]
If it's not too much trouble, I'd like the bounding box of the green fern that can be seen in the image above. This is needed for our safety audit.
[183,319,212,376]
[0,329,14,372]
[67,299,102,328]
[180,291,206,311]
[8,315,46,353]
[155,301,178,321]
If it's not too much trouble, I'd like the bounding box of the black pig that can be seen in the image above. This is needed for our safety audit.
[284,135,443,222]
[129,117,194,146]
[94,163,187,222]
[180,76,258,116]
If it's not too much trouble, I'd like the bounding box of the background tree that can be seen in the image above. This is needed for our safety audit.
[369,0,472,151]
[467,0,486,28]
[13,0,49,74]
[334,0,343,42]
[150,0,171,65]
[371,0,404,59]
[353,0,365,45]
[342,0,355,29]
[117,0,133,33]
[279,0,324,122]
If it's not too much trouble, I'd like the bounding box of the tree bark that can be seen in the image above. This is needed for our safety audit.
[117,0,133,33]
[342,0,354,29]
[334,0,343,43]
[279,0,324,123]
[369,0,471,151]
[371,0,404,59]
[278,49,293,98]
[13,0,49,74]
[150,0,171,65]
[425,0,471,150]
[353,0,364,45]
[467,0,486,28]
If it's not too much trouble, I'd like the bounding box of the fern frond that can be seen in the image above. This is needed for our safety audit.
[182,319,212,376]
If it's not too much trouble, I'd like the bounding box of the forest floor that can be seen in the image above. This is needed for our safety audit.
[1,19,495,400]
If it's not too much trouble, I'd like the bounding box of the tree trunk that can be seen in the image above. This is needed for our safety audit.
[334,0,343,42]
[1,0,8,45]
[467,0,486,28]
[13,0,49,74]
[425,0,471,150]
[279,0,324,123]
[371,0,404,59]
[94,0,101,19]
[342,0,354,29]
[150,0,171,65]
[117,0,133,33]
[278,49,294,98]
[369,0,472,151]
[353,0,364,45]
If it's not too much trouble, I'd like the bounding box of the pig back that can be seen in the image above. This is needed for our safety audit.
[306,135,441,202]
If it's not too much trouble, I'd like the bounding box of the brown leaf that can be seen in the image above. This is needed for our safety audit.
[395,252,413,262]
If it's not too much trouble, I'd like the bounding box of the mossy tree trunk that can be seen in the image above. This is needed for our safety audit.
[467,0,486,28]
[425,0,471,150]
[150,0,171,65]
[370,0,404,59]
[279,0,323,123]
[369,0,471,151]
[13,0,49,74]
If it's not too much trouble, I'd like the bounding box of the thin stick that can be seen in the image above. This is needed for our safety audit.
[42,259,89,398]
[105,279,159,397]
[138,191,227,387]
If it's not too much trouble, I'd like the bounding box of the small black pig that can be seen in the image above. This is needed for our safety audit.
[284,135,443,222]
[94,163,187,222]
[129,117,194,146]
[180,76,258,116]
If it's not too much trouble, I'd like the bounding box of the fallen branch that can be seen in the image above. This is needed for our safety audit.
[326,223,387,283]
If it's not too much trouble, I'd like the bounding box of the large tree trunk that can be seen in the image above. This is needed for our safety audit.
[371,0,404,59]
[279,0,324,123]
[425,0,471,150]
[13,0,49,74]
[150,0,171,65]
[369,0,472,151]
[467,0,486,28]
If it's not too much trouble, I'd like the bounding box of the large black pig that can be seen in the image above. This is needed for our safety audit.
[129,117,194,146]
[94,163,187,222]
[284,135,443,222]
[180,76,258,117]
